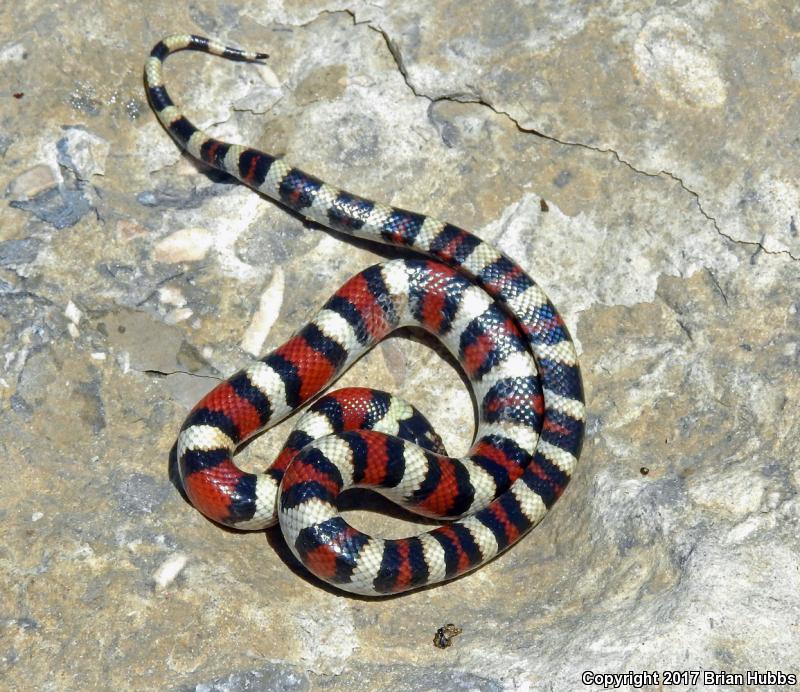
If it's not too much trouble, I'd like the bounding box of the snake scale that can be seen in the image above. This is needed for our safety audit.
[145,34,585,596]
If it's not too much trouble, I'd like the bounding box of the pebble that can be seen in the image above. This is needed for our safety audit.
[153,227,213,263]
[153,554,188,590]
[64,301,82,324]
[164,307,193,324]
[158,285,187,307]
[241,267,285,355]
[58,127,110,180]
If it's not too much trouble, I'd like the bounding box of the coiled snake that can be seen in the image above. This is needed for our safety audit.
[145,34,585,596]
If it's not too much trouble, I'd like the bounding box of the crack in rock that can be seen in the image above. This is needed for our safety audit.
[137,368,221,381]
[355,12,798,264]
[220,9,800,263]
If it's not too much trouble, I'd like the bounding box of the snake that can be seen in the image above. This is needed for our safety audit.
[145,34,585,596]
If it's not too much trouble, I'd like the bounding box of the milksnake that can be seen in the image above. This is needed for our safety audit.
[146,34,585,596]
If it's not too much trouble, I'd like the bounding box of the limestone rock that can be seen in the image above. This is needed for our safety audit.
[0,2,797,689]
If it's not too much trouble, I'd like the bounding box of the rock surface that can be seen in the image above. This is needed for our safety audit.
[1,2,798,690]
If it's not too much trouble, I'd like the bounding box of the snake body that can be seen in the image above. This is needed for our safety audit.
[146,34,585,596]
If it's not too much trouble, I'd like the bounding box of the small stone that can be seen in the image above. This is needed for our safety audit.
[241,267,285,356]
[0,42,26,63]
[153,554,188,590]
[57,127,110,181]
[158,285,187,307]
[258,64,281,89]
[164,307,193,324]
[433,623,463,649]
[64,301,82,325]
[153,228,213,263]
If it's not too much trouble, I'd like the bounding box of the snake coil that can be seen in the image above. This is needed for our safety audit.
[146,34,585,595]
